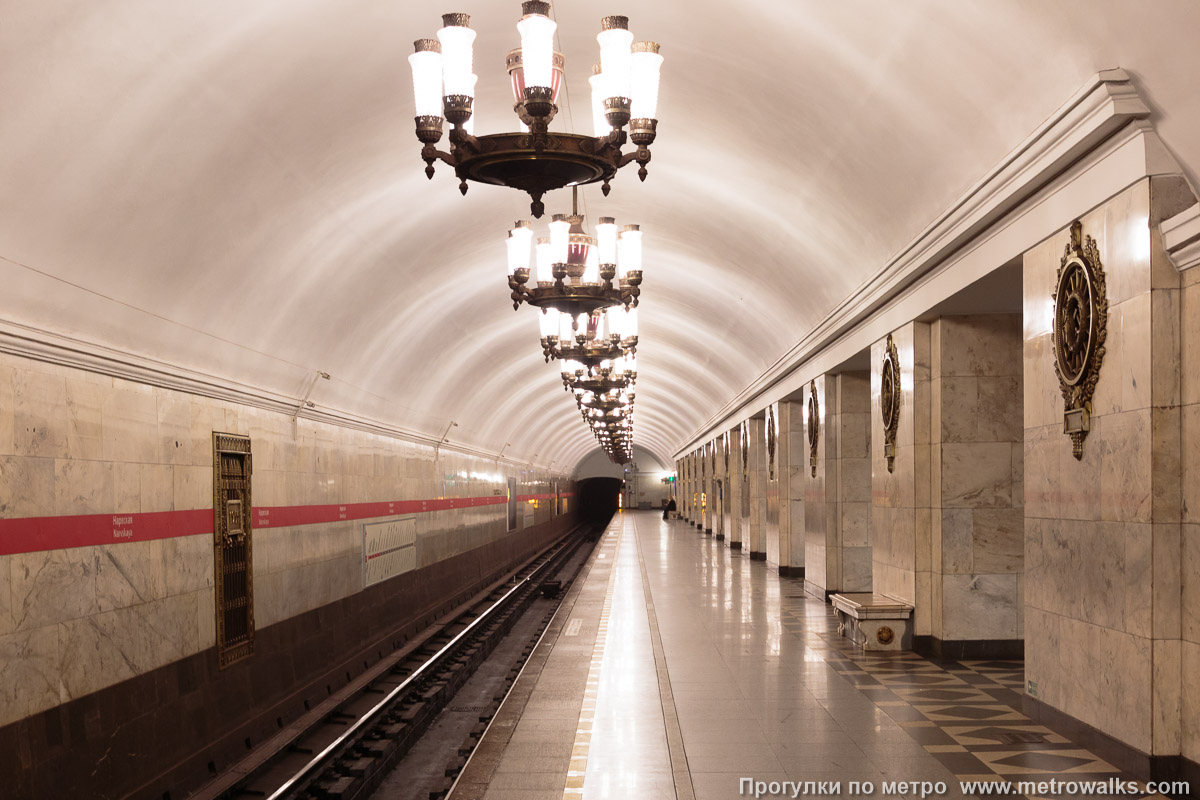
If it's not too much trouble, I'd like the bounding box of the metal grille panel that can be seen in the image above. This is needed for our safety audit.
[213,433,254,669]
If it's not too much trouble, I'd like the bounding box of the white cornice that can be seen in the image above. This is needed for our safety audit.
[0,319,564,475]
[673,69,1178,459]
[1162,203,1200,272]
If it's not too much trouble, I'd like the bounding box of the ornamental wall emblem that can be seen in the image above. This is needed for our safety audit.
[723,432,730,475]
[1053,220,1107,460]
[807,380,819,478]
[741,420,749,477]
[880,333,901,474]
[766,405,777,481]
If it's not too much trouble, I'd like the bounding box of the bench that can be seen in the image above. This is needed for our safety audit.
[830,593,914,651]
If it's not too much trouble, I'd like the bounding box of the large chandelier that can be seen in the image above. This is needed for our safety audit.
[509,193,641,466]
[569,345,636,464]
[539,305,637,363]
[560,353,637,391]
[506,190,643,318]
[408,3,663,217]
[584,391,634,464]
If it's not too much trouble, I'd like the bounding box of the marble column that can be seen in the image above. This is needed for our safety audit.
[678,457,686,522]
[806,372,872,600]
[714,434,727,541]
[930,314,1024,657]
[1182,214,1200,771]
[1025,177,1191,762]
[676,457,683,521]
[778,399,805,578]
[686,453,696,527]
[728,425,745,549]
[748,415,767,560]
[691,450,699,525]
[871,322,933,637]
[764,403,781,565]
[704,439,716,534]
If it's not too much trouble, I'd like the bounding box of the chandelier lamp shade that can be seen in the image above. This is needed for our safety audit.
[408,3,663,217]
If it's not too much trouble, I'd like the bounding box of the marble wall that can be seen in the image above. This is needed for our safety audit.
[0,352,568,730]
[806,372,872,598]
[764,403,781,565]
[1024,178,1188,757]
[930,315,1024,643]
[836,373,874,593]
[871,322,933,635]
[805,376,835,594]
[1183,248,1200,766]
[777,399,805,574]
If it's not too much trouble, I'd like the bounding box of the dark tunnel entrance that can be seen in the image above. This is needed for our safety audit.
[577,477,621,522]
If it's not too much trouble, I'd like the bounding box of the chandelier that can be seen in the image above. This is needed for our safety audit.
[560,354,637,392]
[509,192,641,466]
[587,399,633,463]
[408,3,664,217]
[539,305,638,363]
[572,353,635,463]
[506,189,642,318]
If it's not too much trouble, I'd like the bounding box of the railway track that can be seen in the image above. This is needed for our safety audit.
[195,522,601,800]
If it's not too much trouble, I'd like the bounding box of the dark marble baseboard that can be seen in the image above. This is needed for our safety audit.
[0,514,577,800]
[704,527,713,534]
[913,636,1024,660]
[1024,695,1197,789]
[749,551,767,561]
[729,541,742,550]
[715,533,725,541]
[777,566,805,579]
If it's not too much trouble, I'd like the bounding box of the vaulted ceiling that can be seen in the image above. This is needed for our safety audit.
[2,1,1198,472]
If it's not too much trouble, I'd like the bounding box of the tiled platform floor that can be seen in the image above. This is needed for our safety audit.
[459,512,1169,800]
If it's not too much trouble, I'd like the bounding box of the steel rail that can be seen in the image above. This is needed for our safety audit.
[264,540,570,800]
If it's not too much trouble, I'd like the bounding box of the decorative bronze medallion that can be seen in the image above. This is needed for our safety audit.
[880,333,900,473]
[877,626,895,645]
[807,380,819,478]
[741,420,749,477]
[1053,220,1108,460]
[766,405,776,480]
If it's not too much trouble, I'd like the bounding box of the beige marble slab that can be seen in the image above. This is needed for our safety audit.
[10,547,97,631]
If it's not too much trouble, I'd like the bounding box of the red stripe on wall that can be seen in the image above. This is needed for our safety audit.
[0,509,212,556]
[0,491,577,556]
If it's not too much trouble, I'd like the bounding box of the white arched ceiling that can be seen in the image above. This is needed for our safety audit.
[2,1,1199,471]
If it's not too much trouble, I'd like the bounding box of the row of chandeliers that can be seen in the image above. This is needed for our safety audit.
[409,2,662,463]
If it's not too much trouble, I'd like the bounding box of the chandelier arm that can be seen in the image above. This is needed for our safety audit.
[617,149,641,168]
[589,129,626,153]
[421,144,457,167]
[448,127,482,155]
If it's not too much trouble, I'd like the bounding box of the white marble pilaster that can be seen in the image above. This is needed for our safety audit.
[747,416,766,558]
